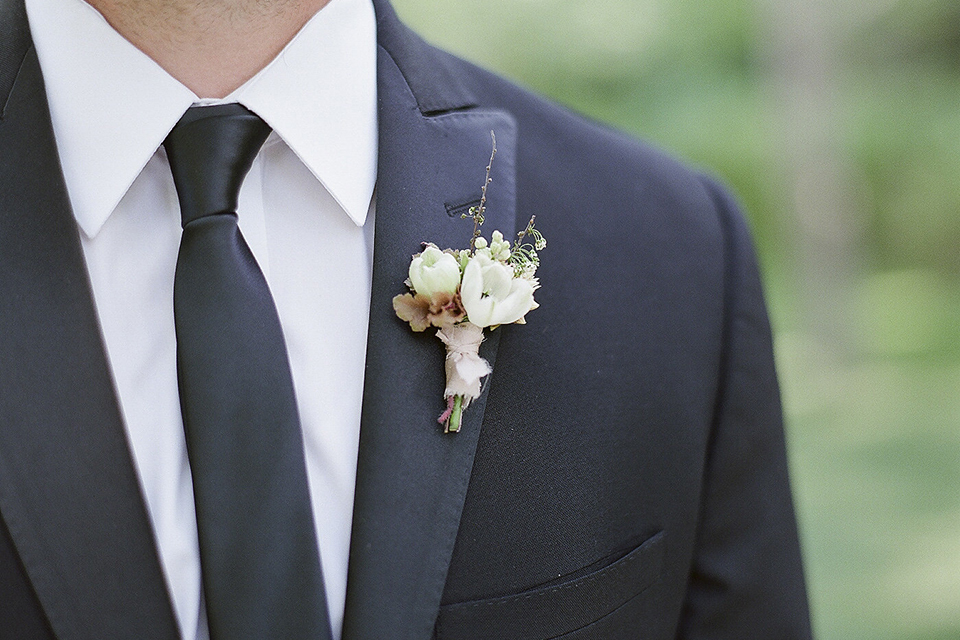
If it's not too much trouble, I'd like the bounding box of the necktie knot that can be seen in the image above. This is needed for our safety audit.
[164,104,272,227]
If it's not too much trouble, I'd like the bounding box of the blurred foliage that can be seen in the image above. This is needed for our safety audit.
[392,0,960,638]
[848,0,960,66]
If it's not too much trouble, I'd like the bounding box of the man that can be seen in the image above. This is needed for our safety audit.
[0,0,812,637]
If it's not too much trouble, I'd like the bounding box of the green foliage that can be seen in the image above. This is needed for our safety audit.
[845,0,960,67]
[842,66,960,275]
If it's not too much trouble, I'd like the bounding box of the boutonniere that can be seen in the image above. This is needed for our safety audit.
[392,135,546,433]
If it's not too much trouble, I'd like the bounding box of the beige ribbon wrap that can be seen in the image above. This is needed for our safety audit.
[437,322,492,407]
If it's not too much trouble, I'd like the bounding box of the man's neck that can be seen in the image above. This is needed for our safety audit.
[86,0,332,98]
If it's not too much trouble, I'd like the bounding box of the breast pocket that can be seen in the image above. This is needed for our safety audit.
[435,531,665,640]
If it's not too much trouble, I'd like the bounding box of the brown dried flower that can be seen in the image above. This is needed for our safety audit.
[393,291,466,332]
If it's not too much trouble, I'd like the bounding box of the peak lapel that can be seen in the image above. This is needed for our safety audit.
[0,34,178,640]
[342,5,518,638]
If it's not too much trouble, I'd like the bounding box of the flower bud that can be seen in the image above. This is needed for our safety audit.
[489,230,511,261]
[409,245,462,298]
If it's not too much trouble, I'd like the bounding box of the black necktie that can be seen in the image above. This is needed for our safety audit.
[164,104,332,640]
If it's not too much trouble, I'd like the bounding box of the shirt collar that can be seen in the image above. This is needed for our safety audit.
[26,0,377,238]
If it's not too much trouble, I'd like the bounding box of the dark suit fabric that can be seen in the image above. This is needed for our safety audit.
[0,0,812,638]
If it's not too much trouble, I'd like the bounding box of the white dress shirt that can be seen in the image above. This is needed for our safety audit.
[25,0,378,638]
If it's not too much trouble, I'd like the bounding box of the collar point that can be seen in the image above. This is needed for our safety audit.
[71,202,113,239]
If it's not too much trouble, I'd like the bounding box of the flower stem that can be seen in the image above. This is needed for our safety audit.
[446,395,464,433]
[469,132,497,251]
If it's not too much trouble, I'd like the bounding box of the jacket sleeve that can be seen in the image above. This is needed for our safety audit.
[676,177,813,639]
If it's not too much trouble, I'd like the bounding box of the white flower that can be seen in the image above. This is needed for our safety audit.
[460,253,536,328]
[408,245,462,298]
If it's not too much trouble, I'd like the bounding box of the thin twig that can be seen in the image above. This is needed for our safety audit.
[470,131,497,250]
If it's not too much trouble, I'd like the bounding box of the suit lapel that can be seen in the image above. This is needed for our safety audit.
[0,12,179,639]
[341,3,517,638]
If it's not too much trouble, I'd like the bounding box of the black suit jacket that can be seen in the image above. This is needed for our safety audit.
[0,0,812,638]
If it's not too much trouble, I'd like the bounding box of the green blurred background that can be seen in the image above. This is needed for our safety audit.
[391,0,960,638]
